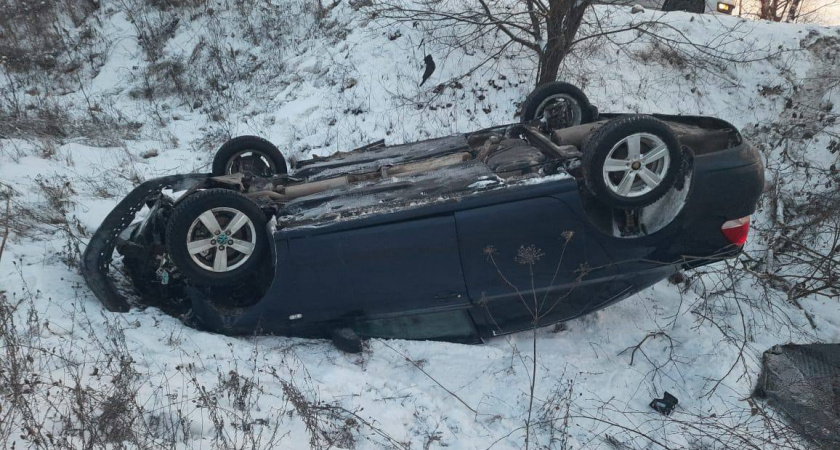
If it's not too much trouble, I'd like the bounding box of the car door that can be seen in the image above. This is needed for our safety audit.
[455,195,615,334]
[276,215,470,323]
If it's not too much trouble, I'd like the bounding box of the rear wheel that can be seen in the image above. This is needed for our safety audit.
[166,189,268,286]
[582,115,683,209]
[212,135,287,177]
[520,82,594,126]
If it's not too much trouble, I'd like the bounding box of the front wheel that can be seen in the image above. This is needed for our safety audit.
[166,189,268,286]
[581,115,684,210]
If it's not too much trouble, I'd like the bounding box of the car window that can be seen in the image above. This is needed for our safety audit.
[353,310,479,342]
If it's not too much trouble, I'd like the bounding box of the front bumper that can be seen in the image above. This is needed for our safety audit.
[81,174,209,312]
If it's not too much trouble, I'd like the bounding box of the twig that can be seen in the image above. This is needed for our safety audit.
[0,190,10,263]
[380,341,478,415]
[618,331,673,366]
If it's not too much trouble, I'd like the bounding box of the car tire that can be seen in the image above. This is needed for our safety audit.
[212,135,288,177]
[166,189,268,286]
[520,81,593,125]
[582,115,683,210]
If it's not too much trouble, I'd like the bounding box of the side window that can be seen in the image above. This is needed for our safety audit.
[352,310,479,343]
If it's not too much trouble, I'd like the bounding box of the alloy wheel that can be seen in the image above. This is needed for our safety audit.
[186,207,257,272]
[601,132,671,198]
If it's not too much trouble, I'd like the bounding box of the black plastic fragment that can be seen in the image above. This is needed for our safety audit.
[331,327,364,354]
[755,344,840,448]
[650,391,679,416]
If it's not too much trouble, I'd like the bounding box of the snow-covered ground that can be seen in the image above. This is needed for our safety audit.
[1,2,839,448]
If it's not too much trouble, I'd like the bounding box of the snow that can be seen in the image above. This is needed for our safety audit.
[1,1,839,448]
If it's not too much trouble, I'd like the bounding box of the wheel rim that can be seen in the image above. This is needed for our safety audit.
[534,93,583,125]
[601,132,671,199]
[224,150,277,177]
[186,207,257,273]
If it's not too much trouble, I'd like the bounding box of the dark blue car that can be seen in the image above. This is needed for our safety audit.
[83,83,763,343]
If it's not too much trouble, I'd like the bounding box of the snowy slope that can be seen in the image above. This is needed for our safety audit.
[1,2,839,449]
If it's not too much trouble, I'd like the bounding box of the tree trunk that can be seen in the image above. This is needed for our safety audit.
[537,44,565,87]
[759,0,773,19]
[771,0,782,20]
[786,0,801,21]
[537,4,563,86]
[536,0,589,87]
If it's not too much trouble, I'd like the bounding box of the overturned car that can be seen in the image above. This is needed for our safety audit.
[83,83,763,342]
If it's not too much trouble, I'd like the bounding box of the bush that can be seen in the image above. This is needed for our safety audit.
[0,0,101,74]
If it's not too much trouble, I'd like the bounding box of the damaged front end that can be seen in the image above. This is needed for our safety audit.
[82,174,217,312]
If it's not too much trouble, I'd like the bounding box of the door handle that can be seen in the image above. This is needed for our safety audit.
[434,292,464,301]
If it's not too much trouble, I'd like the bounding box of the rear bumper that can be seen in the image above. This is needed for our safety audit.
[681,139,764,255]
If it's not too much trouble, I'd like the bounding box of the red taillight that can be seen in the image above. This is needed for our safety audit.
[721,216,750,246]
